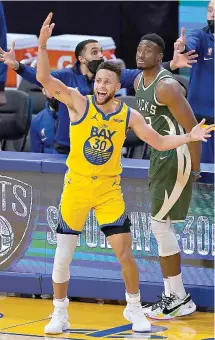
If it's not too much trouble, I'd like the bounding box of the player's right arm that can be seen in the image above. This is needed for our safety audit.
[36,12,86,116]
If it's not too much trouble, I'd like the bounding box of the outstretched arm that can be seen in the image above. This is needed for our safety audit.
[0,41,72,87]
[36,12,86,113]
[129,110,214,152]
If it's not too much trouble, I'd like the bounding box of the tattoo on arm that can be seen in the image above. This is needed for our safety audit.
[55,90,61,96]
[40,45,47,50]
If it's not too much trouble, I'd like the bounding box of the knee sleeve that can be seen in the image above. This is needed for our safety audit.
[151,217,180,257]
[52,234,78,283]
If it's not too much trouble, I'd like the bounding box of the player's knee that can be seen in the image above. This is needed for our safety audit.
[52,250,72,283]
[151,218,169,240]
[52,234,77,283]
[117,247,134,267]
[151,218,180,257]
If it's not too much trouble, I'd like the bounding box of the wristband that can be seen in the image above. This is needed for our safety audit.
[15,62,25,75]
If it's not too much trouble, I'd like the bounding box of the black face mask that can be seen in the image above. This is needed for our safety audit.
[207,20,214,33]
[87,59,104,75]
[47,97,59,112]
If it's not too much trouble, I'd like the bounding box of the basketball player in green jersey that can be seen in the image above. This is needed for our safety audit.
[134,34,200,320]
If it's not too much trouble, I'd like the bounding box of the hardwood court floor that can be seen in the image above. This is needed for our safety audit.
[0,297,214,340]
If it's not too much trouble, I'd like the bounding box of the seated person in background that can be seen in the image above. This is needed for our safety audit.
[30,88,58,153]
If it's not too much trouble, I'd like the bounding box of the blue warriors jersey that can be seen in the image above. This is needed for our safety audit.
[66,95,130,176]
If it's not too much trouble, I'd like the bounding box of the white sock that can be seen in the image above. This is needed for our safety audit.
[169,273,186,299]
[126,291,141,307]
[163,278,171,297]
[127,292,140,299]
[54,297,67,302]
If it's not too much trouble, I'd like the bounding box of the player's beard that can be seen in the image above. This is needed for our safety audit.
[137,63,153,70]
[137,64,147,70]
[137,59,156,70]
[95,90,115,105]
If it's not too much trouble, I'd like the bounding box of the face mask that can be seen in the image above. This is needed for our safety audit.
[207,20,214,33]
[47,97,59,111]
[87,59,104,74]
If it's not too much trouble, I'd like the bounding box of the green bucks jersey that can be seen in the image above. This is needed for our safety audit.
[135,68,192,223]
[136,68,186,141]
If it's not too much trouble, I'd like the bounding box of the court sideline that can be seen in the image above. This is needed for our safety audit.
[0,296,214,340]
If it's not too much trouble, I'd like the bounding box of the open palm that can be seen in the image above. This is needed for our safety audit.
[190,119,215,142]
[39,12,55,45]
[173,49,198,69]
[0,41,16,68]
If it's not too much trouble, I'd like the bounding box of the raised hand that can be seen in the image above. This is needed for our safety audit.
[172,49,198,69]
[174,27,186,52]
[0,41,18,69]
[190,119,215,142]
[39,12,55,45]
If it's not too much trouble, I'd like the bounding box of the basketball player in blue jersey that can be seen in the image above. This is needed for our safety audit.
[36,13,214,335]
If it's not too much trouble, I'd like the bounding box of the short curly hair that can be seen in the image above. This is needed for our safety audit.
[140,33,165,52]
[96,61,122,81]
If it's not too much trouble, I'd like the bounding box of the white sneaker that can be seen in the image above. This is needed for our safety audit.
[142,291,170,314]
[147,293,196,320]
[44,297,70,334]
[123,292,151,332]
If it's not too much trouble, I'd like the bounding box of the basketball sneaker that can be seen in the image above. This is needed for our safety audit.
[142,291,170,314]
[146,292,196,320]
[44,297,70,334]
[123,292,151,332]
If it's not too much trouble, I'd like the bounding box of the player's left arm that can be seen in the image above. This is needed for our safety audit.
[128,111,170,151]
[128,110,213,152]
[155,78,201,174]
